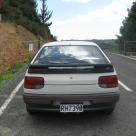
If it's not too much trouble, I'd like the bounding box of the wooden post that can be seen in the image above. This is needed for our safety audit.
[0,0,3,21]
[124,41,126,55]
[38,37,41,50]
[0,14,1,21]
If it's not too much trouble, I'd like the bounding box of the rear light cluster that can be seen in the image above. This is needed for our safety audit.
[98,75,118,88]
[24,76,44,89]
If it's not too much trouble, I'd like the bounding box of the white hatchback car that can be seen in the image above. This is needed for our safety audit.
[23,41,120,114]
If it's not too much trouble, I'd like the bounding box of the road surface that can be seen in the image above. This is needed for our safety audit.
[0,53,136,136]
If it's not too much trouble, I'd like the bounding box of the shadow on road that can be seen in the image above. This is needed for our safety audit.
[26,111,115,127]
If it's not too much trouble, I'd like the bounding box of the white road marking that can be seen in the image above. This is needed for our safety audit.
[112,53,136,61]
[0,79,24,116]
[119,80,133,92]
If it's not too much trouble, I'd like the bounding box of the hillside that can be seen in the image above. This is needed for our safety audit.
[0,0,56,81]
[2,0,55,40]
[0,22,39,74]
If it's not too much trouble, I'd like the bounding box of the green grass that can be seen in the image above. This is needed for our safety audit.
[0,72,14,86]
[0,55,35,86]
[0,62,28,86]
[10,63,24,73]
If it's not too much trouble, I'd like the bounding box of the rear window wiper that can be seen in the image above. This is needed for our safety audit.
[48,61,70,64]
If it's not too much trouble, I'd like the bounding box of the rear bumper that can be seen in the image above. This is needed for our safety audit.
[23,92,120,111]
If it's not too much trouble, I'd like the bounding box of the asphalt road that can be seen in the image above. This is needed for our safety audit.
[0,53,136,136]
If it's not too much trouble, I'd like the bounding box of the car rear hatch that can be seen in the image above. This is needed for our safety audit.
[25,45,118,94]
[26,64,117,94]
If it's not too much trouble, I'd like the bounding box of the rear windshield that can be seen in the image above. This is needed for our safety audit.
[33,45,109,65]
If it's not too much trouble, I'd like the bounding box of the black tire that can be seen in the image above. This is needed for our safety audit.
[26,104,36,115]
[103,107,115,115]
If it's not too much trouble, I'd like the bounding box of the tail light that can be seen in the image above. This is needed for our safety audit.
[24,76,44,89]
[98,75,118,88]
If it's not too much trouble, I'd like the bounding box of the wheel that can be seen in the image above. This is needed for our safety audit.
[102,105,115,115]
[26,108,36,115]
[26,104,36,115]
[103,107,115,115]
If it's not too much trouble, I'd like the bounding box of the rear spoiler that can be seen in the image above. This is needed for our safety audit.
[28,64,114,74]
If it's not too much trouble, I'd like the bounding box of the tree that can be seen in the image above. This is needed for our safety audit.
[39,0,52,26]
[2,0,55,40]
[0,0,3,13]
[0,0,3,21]
[117,1,136,51]
[118,1,136,49]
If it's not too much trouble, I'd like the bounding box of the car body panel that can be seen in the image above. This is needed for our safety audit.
[24,72,119,95]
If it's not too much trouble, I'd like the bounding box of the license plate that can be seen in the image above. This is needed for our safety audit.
[60,104,83,113]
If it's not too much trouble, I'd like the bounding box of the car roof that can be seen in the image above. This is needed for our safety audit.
[42,41,98,47]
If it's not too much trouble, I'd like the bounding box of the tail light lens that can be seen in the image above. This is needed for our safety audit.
[24,76,44,89]
[98,75,118,88]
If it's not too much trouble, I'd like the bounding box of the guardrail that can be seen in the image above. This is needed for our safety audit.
[124,52,136,56]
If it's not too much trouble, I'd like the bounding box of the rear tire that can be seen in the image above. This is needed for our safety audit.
[103,107,115,115]
[26,104,36,115]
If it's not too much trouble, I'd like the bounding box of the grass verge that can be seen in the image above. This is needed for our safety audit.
[0,61,30,87]
[0,72,14,86]
[0,54,34,87]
